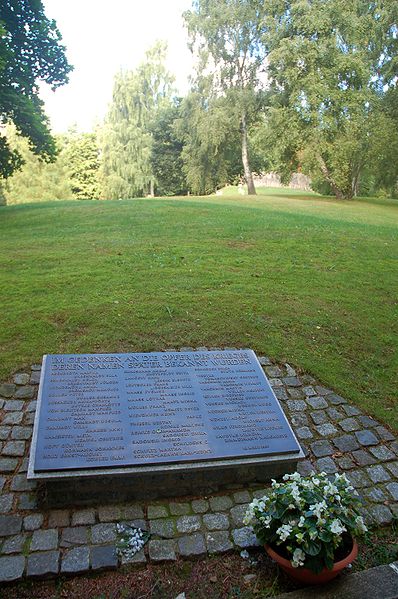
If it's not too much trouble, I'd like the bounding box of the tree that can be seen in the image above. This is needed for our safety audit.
[373,1,398,87]
[100,42,175,199]
[0,0,72,178]
[262,0,397,199]
[3,124,72,204]
[184,0,269,195]
[62,129,102,199]
[175,85,244,195]
[361,88,398,198]
[0,181,6,206]
[150,102,188,196]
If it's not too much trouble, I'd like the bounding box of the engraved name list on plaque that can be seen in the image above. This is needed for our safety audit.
[29,350,301,477]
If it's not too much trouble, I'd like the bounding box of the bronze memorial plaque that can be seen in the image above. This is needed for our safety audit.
[32,350,301,472]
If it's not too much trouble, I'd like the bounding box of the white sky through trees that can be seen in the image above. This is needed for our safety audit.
[39,0,194,132]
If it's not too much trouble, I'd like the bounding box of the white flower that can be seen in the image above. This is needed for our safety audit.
[260,515,272,527]
[335,473,349,484]
[330,519,346,535]
[244,502,257,523]
[298,516,306,528]
[283,472,302,482]
[276,524,292,542]
[324,482,339,496]
[291,548,306,568]
[355,516,367,533]
[309,501,327,519]
[240,550,249,559]
[116,526,147,559]
[300,478,315,490]
[290,483,301,503]
[244,503,256,525]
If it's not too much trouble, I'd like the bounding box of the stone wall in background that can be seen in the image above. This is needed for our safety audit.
[253,172,312,191]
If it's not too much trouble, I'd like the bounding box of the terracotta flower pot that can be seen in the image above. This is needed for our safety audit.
[265,538,358,585]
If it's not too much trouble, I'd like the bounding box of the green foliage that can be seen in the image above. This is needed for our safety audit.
[0,133,24,179]
[100,42,175,199]
[184,0,268,83]
[62,130,102,200]
[246,472,367,573]
[150,102,188,196]
[0,0,72,178]
[184,0,269,194]
[373,1,398,86]
[3,125,72,204]
[0,182,6,206]
[361,87,398,198]
[261,0,398,199]
[175,88,242,194]
[251,108,302,185]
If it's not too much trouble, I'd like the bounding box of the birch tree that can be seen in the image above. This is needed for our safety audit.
[184,0,268,195]
[262,0,398,199]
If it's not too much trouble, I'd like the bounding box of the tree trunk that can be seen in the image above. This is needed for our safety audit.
[317,155,346,199]
[240,111,256,196]
[351,163,361,197]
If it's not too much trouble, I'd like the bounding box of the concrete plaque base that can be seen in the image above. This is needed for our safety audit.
[38,451,304,507]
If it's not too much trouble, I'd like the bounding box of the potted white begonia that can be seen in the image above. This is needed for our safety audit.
[244,471,367,584]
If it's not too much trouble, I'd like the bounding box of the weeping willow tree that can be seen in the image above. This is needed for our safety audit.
[100,42,175,199]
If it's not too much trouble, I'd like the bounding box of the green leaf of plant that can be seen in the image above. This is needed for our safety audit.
[319,530,332,543]
[305,540,322,556]
[324,553,334,570]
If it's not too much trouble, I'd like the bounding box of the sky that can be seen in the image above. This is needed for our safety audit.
[40,0,194,133]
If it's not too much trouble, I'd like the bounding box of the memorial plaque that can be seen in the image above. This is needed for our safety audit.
[30,350,301,473]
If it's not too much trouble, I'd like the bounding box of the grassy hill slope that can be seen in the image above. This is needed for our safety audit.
[1,191,397,430]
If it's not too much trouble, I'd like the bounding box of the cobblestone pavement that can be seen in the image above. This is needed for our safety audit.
[0,351,397,583]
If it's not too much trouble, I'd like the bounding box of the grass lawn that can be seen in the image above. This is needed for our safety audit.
[0,189,397,431]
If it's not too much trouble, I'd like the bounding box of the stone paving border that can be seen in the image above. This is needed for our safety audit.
[0,348,397,583]
[274,561,398,599]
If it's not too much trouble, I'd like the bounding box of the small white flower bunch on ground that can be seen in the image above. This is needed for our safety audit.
[244,471,367,574]
[116,523,150,561]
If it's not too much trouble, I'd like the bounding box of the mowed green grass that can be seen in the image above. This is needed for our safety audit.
[1,190,397,431]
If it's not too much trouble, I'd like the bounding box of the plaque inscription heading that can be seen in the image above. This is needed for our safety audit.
[32,350,301,472]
